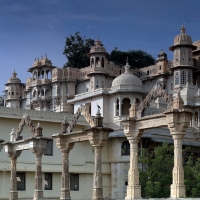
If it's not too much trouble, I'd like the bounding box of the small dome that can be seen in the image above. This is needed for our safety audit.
[7,71,21,84]
[157,49,167,60]
[111,61,142,91]
[174,25,192,45]
[90,39,107,54]
[169,25,197,51]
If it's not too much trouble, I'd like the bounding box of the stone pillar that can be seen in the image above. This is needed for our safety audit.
[9,151,22,200]
[165,92,191,198]
[125,137,141,200]
[33,153,43,200]
[114,101,116,116]
[170,132,185,198]
[92,146,103,200]
[60,143,74,200]
[192,113,195,127]
[119,97,121,116]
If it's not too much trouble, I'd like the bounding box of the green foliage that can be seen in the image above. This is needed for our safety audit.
[109,47,155,68]
[139,143,174,198]
[184,152,200,197]
[139,144,200,198]
[63,32,95,68]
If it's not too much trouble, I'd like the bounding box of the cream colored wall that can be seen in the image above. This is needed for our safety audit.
[0,108,111,199]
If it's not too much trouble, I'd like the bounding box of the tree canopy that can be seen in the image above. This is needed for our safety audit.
[63,32,155,69]
[63,32,95,68]
[139,143,200,198]
[109,47,155,68]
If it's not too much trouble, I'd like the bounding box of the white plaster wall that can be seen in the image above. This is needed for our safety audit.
[75,80,90,95]
[142,79,157,93]
[166,74,174,95]
[91,97,103,117]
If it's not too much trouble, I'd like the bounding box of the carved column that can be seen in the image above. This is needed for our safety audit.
[119,97,121,116]
[170,132,185,198]
[125,137,141,200]
[9,151,22,200]
[122,116,142,199]
[32,140,47,200]
[92,146,103,200]
[60,143,74,200]
[87,126,111,200]
[33,152,43,200]
[165,92,191,198]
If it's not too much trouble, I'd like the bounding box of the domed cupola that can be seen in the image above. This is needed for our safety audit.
[111,59,142,91]
[169,26,197,92]
[169,25,197,51]
[7,70,21,84]
[89,39,108,55]
[157,49,167,61]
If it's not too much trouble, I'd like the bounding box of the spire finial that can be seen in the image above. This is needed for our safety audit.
[124,57,131,73]
[12,70,17,78]
[126,57,129,64]
[181,25,186,33]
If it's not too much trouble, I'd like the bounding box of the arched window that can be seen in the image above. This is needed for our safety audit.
[41,89,44,96]
[147,70,149,75]
[160,65,161,70]
[91,58,94,67]
[122,98,131,115]
[121,141,130,156]
[101,58,104,68]
[175,72,179,85]
[181,71,186,84]
[33,90,36,97]
[96,57,99,66]
[116,99,119,116]
[188,72,192,83]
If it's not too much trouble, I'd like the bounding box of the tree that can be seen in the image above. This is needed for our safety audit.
[109,48,155,68]
[139,143,174,198]
[63,32,95,68]
[139,143,200,198]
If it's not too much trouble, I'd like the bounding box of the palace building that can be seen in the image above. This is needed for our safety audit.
[1,25,200,199]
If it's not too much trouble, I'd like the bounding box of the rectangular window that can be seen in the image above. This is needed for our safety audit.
[17,172,26,191]
[44,140,53,156]
[70,174,79,191]
[44,173,53,190]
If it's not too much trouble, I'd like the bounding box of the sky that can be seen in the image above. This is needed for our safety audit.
[0,0,200,93]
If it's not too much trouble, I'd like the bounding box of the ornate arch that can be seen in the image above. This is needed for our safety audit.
[67,104,95,133]
[15,114,36,140]
[137,85,173,113]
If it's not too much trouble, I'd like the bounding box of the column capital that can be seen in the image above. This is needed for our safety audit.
[86,127,110,147]
[31,138,50,155]
[60,143,75,154]
[8,150,22,159]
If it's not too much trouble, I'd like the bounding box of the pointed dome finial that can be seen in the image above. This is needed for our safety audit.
[181,25,186,33]
[126,57,129,65]
[12,70,17,78]
[124,58,131,73]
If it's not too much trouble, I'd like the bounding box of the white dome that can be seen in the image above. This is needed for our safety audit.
[111,62,142,91]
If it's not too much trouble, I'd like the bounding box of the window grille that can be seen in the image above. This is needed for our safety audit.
[44,173,52,190]
[181,71,186,84]
[70,174,79,191]
[121,141,130,156]
[17,172,26,190]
